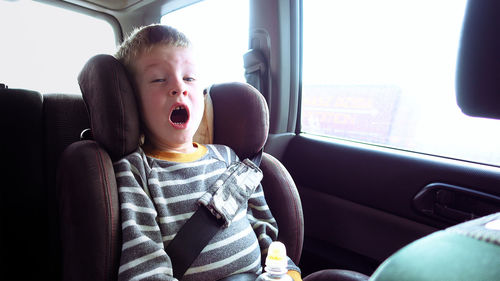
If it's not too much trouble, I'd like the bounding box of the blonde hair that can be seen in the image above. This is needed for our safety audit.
[115,24,191,73]
[115,24,192,147]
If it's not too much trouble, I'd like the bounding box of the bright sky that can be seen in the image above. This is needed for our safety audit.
[302,0,500,165]
[161,0,249,87]
[0,0,247,92]
[0,0,116,94]
[303,0,466,86]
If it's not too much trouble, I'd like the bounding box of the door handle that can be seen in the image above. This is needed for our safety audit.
[413,183,500,224]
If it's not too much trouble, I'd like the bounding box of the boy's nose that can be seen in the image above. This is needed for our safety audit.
[169,81,188,96]
[170,89,188,96]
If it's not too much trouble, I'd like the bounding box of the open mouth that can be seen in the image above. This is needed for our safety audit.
[170,104,189,127]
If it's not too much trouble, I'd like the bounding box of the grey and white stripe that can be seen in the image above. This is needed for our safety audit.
[114,144,299,281]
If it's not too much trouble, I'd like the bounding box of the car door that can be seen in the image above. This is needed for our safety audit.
[250,0,500,276]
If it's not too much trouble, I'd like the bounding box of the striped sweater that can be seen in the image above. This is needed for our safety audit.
[114,144,299,281]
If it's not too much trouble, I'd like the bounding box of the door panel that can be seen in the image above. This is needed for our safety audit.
[275,134,500,275]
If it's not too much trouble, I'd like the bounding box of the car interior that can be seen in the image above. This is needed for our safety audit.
[0,0,499,280]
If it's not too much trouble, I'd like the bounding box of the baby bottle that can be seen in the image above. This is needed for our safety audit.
[256,241,293,281]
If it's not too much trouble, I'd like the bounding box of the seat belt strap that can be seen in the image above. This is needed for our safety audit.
[167,157,263,279]
[250,148,263,167]
[167,206,222,280]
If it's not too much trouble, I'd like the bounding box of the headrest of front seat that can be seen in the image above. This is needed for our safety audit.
[77,54,269,161]
[456,0,500,119]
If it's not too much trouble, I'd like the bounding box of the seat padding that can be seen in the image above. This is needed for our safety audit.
[58,140,121,281]
[370,212,500,281]
[261,152,304,264]
[210,82,269,160]
[0,88,49,280]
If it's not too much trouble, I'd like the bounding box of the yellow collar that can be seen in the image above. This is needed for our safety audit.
[143,142,208,163]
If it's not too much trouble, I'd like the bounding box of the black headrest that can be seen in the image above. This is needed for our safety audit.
[210,82,269,160]
[456,0,500,119]
[78,55,140,160]
[78,54,268,161]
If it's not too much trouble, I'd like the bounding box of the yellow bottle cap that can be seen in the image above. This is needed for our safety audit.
[265,241,287,269]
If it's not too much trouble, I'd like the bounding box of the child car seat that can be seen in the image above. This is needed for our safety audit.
[57,54,368,281]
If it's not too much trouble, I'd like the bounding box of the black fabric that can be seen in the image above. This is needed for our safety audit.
[0,89,50,280]
[456,0,500,119]
[57,140,121,281]
[43,93,90,279]
[167,207,223,280]
[78,54,140,161]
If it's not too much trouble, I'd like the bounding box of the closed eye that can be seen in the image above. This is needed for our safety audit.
[151,78,166,83]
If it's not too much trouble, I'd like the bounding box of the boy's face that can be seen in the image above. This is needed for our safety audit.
[133,45,204,153]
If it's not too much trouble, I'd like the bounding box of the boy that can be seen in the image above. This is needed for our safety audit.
[113,24,301,281]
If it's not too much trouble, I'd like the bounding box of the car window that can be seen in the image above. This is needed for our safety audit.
[161,0,249,87]
[0,1,116,95]
[301,0,500,166]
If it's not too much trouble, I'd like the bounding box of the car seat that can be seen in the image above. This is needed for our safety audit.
[0,87,50,280]
[368,212,500,281]
[57,54,368,281]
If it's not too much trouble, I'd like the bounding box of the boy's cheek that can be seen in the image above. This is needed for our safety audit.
[191,102,205,129]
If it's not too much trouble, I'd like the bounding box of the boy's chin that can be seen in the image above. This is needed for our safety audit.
[165,124,200,145]
[171,133,196,146]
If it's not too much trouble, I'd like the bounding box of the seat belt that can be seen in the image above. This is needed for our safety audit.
[243,49,269,99]
[250,149,263,167]
[167,153,263,280]
[166,204,223,280]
